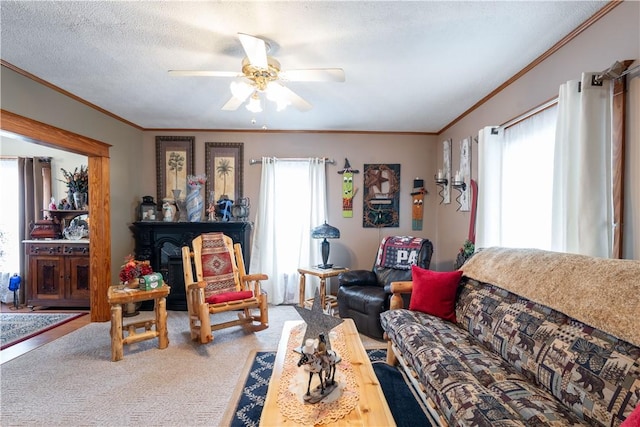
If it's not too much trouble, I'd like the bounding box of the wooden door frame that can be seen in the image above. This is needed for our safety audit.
[1,109,111,321]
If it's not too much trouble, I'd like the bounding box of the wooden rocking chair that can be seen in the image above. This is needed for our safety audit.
[181,232,269,344]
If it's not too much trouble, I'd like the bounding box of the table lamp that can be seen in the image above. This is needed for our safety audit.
[311,222,340,269]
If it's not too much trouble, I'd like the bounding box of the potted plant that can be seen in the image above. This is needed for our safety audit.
[454,239,475,270]
[59,166,89,210]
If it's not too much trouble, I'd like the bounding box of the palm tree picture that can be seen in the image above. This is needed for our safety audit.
[168,151,185,192]
[216,158,233,198]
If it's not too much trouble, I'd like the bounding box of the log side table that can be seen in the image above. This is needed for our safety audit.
[298,266,348,311]
[106,284,170,361]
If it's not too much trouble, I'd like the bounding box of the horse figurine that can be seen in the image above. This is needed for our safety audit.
[297,334,341,399]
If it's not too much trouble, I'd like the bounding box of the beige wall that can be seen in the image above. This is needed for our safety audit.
[437,0,640,265]
[141,131,437,275]
[0,67,144,280]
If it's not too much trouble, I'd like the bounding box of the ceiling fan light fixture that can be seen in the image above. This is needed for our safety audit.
[265,82,291,111]
[230,80,253,101]
[246,93,262,113]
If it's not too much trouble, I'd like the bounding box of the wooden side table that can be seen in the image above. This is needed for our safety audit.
[106,284,170,361]
[298,267,348,311]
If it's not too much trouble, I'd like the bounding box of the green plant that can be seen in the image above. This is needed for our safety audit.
[454,239,475,269]
[461,239,475,257]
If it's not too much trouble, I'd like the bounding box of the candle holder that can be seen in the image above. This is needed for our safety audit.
[434,175,448,204]
[451,180,467,211]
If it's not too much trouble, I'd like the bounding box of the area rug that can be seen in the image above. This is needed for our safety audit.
[0,312,86,350]
[228,348,432,427]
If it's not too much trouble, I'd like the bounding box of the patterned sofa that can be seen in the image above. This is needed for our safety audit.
[381,247,640,426]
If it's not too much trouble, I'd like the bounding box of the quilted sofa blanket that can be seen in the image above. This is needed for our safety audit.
[381,247,640,427]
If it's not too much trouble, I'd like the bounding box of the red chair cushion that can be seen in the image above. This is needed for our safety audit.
[409,265,462,323]
[206,290,253,304]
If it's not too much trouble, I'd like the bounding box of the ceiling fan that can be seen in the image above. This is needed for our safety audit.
[169,33,345,112]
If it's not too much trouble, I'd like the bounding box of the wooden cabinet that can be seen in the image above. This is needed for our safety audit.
[130,221,252,310]
[25,241,90,308]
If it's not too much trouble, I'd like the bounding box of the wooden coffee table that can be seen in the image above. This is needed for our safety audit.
[260,318,395,426]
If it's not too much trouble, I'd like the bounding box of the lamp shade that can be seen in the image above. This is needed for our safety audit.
[311,222,340,239]
[311,222,340,269]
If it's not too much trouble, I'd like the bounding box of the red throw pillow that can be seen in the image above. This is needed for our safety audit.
[621,404,640,427]
[206,290,253,304]
[409,266,462,323]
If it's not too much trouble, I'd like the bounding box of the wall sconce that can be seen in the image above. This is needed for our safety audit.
[311,222,340,269]
[451,170,467,211]
[434,170,448,205]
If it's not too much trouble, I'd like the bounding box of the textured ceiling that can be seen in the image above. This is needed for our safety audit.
[0,1,608,132]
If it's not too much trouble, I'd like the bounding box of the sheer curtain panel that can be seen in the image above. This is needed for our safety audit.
[552,73,613,258]
[476,105,557,251]
[250,157,326,304]
[475,126,502,249]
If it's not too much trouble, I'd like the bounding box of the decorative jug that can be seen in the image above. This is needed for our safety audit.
[232,197,250,221]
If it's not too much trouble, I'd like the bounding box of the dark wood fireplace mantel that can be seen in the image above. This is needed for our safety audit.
[130,221,252,310]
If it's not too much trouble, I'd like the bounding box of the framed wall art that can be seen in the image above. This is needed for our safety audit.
[205,142,244,203]
[156,136,195,204]
[363,163,400,228]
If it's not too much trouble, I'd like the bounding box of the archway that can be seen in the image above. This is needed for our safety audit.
[1,109,111,321]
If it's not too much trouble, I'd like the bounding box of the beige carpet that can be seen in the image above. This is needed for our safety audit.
[0,305,384,426]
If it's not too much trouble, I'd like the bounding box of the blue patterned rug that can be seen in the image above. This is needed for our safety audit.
[0,312,85,350]
[230,348,432,427]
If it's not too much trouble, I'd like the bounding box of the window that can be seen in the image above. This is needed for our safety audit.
[0,158,20,274]
[477,105,557,250]
[251,158,327,304]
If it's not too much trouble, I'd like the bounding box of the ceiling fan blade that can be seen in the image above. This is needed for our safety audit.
[279,68,345,82]
[169,70,241,77]
[221,95,247,111]
[272,83,312,112]
[238,33,268,69]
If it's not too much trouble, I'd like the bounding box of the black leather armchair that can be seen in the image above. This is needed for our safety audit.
[337,237,433,339]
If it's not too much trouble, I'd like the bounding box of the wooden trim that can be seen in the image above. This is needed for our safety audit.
[146,128,437,136]
[0,110,112,157]
[438,1,624,134]
[612,78,626,258]
[0,109,112,322]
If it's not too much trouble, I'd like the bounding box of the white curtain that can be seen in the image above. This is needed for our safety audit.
[552,73,613,258]
[250,157,326,304]
[476,106,557,251]
[476,126,502,249]
[624,75,640,260]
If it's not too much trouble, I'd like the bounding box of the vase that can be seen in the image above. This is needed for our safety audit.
[162,198,177,222]
[171,189,184,221]
[73,192,87,210]
[186,184,204,222]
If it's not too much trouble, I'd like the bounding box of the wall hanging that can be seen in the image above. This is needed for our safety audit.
[337,158,359,218]
[156,136,195,207]
[455,137,472,212]
[411,178,426,230]
[363,163,400,228]
[441,139,452,204]
[204,142,244,207]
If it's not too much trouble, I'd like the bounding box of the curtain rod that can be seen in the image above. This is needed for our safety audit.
[495,61,638,133]
[249,157,336,165]
[495,97,559,132]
